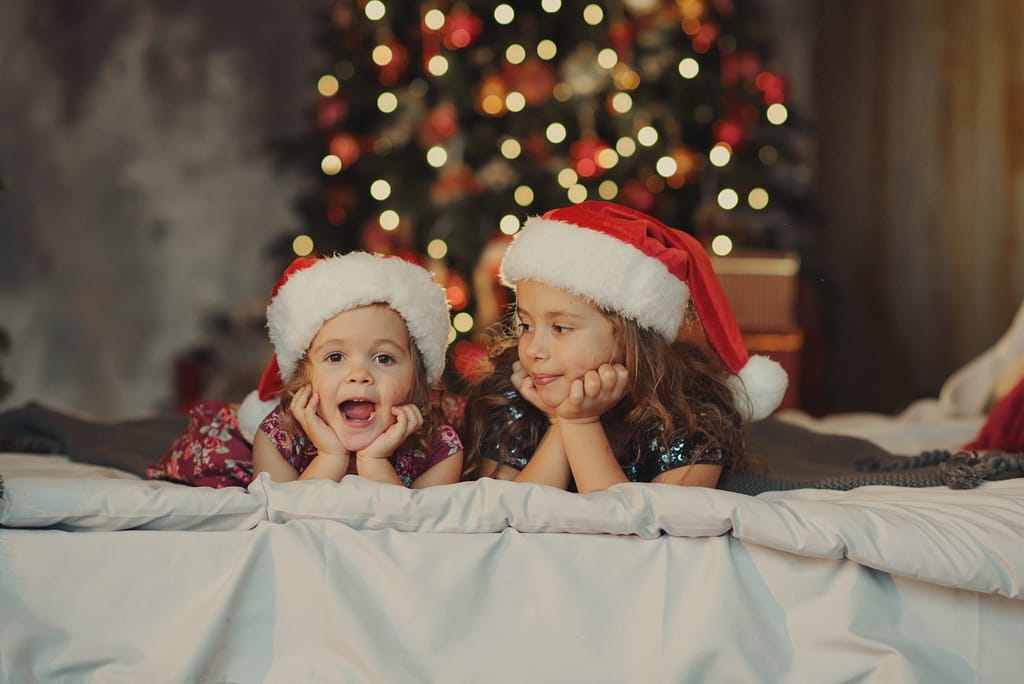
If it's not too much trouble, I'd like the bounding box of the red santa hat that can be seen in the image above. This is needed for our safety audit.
[237,252,451,441]
[499,200,788,421]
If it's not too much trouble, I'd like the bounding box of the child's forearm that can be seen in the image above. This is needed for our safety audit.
[559,419,628,493]
[298,451,350,482]
[513,423,571,489]
[355,455,404,486]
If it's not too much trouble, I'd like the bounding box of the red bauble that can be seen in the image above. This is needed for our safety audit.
[569,136,611,179]
[443,8,483,50]
[607,21,635,55]
[712,119,745,148]
[418,102,460,147]
[328,133,360,166]
[504,59,556,106]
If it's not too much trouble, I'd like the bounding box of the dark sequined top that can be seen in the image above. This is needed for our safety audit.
[481,391,730,483]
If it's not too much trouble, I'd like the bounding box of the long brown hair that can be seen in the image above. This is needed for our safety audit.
[462,309,748,483]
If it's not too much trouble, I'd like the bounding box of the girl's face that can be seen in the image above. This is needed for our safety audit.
[306,304,415,452]
[515,279,623,408]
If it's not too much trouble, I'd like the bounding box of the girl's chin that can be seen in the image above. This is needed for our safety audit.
[339,427,386,454]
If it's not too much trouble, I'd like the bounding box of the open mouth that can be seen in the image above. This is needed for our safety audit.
[340,400,376,424]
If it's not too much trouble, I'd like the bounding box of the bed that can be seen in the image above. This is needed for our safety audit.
[3,308,1024,683]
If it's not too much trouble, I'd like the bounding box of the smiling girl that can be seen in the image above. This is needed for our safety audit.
[464,201,788,492]
[148,252,463,489]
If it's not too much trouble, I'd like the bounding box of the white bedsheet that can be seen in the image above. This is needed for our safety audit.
[2,452,1023,683]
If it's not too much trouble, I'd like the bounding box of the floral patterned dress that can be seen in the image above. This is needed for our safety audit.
[147,392,465,488]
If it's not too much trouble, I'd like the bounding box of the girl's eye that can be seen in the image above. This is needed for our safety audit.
[326,352,344,363]
[374,353,395,365]
[553,325,572,334]
[518,321,533,333]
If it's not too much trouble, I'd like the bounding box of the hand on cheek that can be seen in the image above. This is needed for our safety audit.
[556,363,629,423]
[291,385,349,458]
[356,404,423,460]
[512,361,557,417]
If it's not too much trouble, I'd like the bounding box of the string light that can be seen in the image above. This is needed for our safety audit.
[766,103,788,124]
[377,92,398,113]
[598,180,618,199]
[537,40,557,60]
[582,4,604,25]
[372,45,393,66]
[597,48,617,69]
[499,214,521,234]
[370,179,391,200]
[610,92,632,114]
[500,138,522,159]
[557,168,578,188]
[292,234,314,256]
[494,4,515,24]
[364,0,385,21]
[427,55,449,76]
[678,58,699,79]
[541,0,561,13]
[379,209,400,231]
[748,188,769,210]
[505,44,526,64]
[637,126,658,146]
[596,148,618,169]
[546,122,567,144]
[506,91,526,112]
[453,312,475,333]
[711,235,733,256]
[423,9,445,30]
[717,188,739,210]
[427,239,448,259]
[709,142,732,167]
[317,75,339,96]
[321,155,342,175]
[567,184,588,203]
[513,185,535,206]
[426,146,448,167]
[656,156,678,177]
[615,137,637,157]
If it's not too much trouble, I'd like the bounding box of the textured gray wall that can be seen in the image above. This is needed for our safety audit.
[0,0,326,418]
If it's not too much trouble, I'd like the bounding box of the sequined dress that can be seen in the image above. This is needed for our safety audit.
[480,391,729,482]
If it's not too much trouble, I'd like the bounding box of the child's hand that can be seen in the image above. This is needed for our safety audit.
[290,385,349,459]
[356,404,424,461]
[511,361,556,417]
[555,363,629,424]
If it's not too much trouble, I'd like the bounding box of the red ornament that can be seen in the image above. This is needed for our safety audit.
[317,98,347,130]
[569,136,611,179]
[376,40,410,86]
[503,59,556,106]
[619,179,656,212]
[712,119,745,148]
[443,8,483,50]
[756,70,787,104]
[606,21,635,55]
[329,133,361,166]
[418,102,460,147]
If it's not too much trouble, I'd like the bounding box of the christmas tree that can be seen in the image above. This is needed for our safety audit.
[270,0,815,388]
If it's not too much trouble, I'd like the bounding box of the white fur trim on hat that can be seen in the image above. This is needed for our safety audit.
[267,252,451,385]
[728,354,789,421]
[236,389,277,443]
[499,216,691,341]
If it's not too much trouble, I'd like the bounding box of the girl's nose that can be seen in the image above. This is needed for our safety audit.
[346,364,373,384]
[522,333,548,360]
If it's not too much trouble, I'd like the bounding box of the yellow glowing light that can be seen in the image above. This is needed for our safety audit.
[494,4,515,24]
[678,58,699,79]
[481,95,504,115]
[372,45,393,66]
[321,155,343,175]
[557,168,578,188]
[546,122,567,144]
[292,234,314,256]
[596,148,618,168]
[426,146,448,168]
[597,48,618,69]
[541,0,561,12]
[364,0,386,21]
[709,142,732,167]
[427,239,448,259]
[500,214,521,234]
[766,103,789,125]
[748,187,769,210]
[583,4,604,25]
[656,156,678,177]
[537,39,557,60]
[506,44,527,64]
[711,235,734,256]
[317,74,339,97]
[370,179,391,200]
[610,92,633,114]
[500,138,522,159]
[553,83,572,101]
[598,180,618,199]
[506,91,526,112]
[567,184,588,203]
[514,185,535,206]
[613,66,641,90]
[423,9,445,30]
[717,188,739,210]
[427,55,449,76]
[616,137,637,157]
[637,126,658,146]
[453,312,475,333]
[379,210,400,231]
[447,326,457,344]
[377,92,398,113]
[759,145,779,165]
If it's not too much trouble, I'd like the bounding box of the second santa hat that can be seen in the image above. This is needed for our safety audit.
[499,200,788,421]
